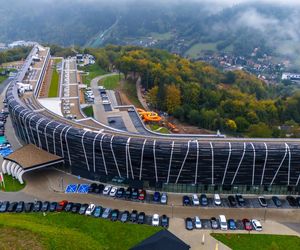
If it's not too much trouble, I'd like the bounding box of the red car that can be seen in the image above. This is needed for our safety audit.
[242,218,252,231]
[138,189,146,201]
[56,200,68,212]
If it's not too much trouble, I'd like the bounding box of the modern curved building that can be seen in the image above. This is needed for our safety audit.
[5,46,300,194]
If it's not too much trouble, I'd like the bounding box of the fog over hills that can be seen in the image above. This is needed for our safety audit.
[1,0,300,64]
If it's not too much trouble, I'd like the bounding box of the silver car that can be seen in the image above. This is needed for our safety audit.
[160,193,168,204]
[102,208,111,219]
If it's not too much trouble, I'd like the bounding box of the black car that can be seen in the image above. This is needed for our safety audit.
[272,196,282,207]
[24,202,34,212]
[111,209,119,221]
[0,201,9,212]
[88,183,98,193]
[258,196,268,207]
[94,184,105,194]
[116,188,125,198]
[71,203,81,213]
[286,196,297,207]
[228,196,237,207]
[161,215,169,228]
[200,194,208,206]
[79,204,89,215]
[185,217,194,230]
[49,202,58,212]
[16,201,25,212]
[296,197,300,207]
[120,211,129,223]
[7,202,18,212]
[65,202,74,212]
[235,194,245,206]
[210,217,218,229]
[125,187,132,199]
[130,210,138,222]
[137,212,145,224]
[33,201,42,212]
[183,195,190,206]
[132,189,139,199]
[41,201,50,212]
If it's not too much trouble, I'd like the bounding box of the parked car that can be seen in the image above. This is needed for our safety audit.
[138,189,146,201]
[88,183,98,193]
[92,206,103,218]
[120,211,130,223]
[130,210,138,222]
[116,188,125,198]
[272,196,282,207]
[56,200,68,212]
[160,193,168,204]
[111,209,119,221]
[236,194,246,206]
[137,212,145,224]
[49,202,58,212]
[71,203,81,213]
[192,194,200,206]
[296,197,300,207]
[109,186,118,197]
[194,216,202,229]
[78,204,88,215]
[94,184,104,194]
[183,196,190,206]
[251,219,263,231]
[132,188,139,199]
[16,201,25,213]
[153,192,161,202]
[258,196,268,207]
[7,202,18,212]
[214,194,221,206]
[102,208,112,219]
[85,204,96,216]
[228,196,237,207]
[219,215,228,230]
[24,202,34,213]
[103,185,112,195]
[161,215,169,228]
[185,217,194,230]
[152,214,160,226]
[228,219,237,230]
[125,187,132,199]
[242,218,252,231]
[200,194,208,206]
[33,201,42,212]
[210,217,218,229]
[0,201,9,212]
[41,201,50,212]
[65,202,74,212]
[287,196,297,207]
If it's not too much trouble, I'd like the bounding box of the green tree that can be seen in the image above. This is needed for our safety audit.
[165,84,181,114]
[247,122,272,138]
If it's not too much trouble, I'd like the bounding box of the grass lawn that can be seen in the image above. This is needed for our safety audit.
[149,124,170,134]
[0,213,161,250]
[1,174,25,192]
[48,60,61,98]
[0,75,7,84]
[79,64,106,87]
[211,233,300,250]
[150,32,173,40]
[82,105,94,117]
[185,42,218,58]
[99,74,123,90]
[121,80,143,108]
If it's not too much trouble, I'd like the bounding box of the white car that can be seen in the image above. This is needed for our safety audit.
[194,216,202,229]
[214,194,221,206]
[219,215,228,230]
[192,194,200,206]
[109,186,118,197]
[152,214,160,226]
[160,193,168,204]
[103,185,112,195]
[251,219,262,231]
[85,204,96,216]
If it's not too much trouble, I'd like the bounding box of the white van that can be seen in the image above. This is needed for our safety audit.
[219,215,228,230]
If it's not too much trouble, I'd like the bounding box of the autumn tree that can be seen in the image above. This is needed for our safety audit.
[165,84,181,114]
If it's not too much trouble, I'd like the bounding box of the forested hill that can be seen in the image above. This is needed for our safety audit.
[1,0,300,65]
[86,45,300,138]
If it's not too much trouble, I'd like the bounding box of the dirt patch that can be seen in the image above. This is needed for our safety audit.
[0,226,45,250]
[168,117,215,134]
